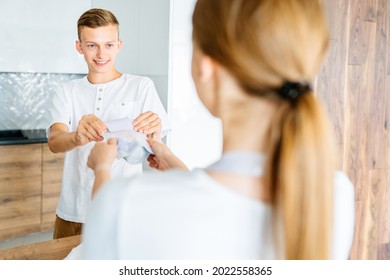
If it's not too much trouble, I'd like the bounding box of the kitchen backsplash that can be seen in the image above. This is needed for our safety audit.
[0,72,83,130]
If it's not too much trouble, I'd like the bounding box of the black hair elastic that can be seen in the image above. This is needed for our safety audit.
[278,81,311,102]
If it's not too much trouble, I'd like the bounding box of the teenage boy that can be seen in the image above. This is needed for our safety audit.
[47,8,170,238]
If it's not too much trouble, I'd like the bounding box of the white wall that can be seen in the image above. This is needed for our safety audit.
[167,0,222,169]
[0,0,90,74]
[0,0,169,108]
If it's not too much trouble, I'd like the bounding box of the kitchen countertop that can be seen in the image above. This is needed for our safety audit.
[0,129,47,145]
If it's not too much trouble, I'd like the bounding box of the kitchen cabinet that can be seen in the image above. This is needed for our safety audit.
[0,143,63,241]
[41,144,63,231]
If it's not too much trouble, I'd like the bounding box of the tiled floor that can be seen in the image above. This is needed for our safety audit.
[0,231,53,250]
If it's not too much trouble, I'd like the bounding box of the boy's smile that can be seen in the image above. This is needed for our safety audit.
[76,24,122,80]
[95,60,109,66]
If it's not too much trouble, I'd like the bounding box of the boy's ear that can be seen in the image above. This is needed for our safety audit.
[75,40,83,54]
[117,39,123,51]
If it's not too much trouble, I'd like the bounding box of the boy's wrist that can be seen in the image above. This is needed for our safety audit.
[71,132,80,146]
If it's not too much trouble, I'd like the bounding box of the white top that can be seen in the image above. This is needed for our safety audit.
[48,74,170,223]
[81,162,355,259]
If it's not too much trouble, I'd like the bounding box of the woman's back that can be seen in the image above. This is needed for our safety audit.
[82,167,354,259]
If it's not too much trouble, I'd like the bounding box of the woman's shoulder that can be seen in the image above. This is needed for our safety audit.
[334,171,355,200]
[135,168,205,185]
[98,169,205,198]
[331,171,355,259]
[96,168,268,211]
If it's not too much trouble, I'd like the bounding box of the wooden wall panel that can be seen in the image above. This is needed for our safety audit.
[318,0,390,259]
[364,0,378,22]
[348,0,370,65]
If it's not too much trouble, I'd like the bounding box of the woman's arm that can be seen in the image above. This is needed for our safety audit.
[147,139,188,171]
[87,138,118,196]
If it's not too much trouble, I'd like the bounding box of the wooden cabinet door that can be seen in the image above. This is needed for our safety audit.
[0,144,42,241]
[41,144,64,231]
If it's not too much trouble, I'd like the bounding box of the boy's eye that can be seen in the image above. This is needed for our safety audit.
[107,43,114,48]
[86,44,95,48]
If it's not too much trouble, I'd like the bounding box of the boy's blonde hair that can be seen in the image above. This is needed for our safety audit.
[77,8,119,40]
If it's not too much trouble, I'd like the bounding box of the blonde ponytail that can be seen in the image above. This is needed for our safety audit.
[268,92,335,259]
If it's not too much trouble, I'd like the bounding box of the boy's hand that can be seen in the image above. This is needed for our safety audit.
[133,111,162,140]
[74,114,107,146]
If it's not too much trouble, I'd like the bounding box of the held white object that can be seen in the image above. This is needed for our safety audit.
[104,117,152,164]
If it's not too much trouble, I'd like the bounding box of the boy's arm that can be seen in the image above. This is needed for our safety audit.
[48,114,107,153]
[48,123,78,153]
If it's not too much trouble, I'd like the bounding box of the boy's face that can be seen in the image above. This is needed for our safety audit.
[75,24,122,75]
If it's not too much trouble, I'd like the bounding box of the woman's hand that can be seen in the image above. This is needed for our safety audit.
[147,138,188,171]
[87,138,118,197]
[87,138,118,172]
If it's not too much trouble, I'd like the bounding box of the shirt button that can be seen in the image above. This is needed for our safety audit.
[98,97,102,101]
[121,103,125,106]
[99,88,102,92]
[97,107,100,111]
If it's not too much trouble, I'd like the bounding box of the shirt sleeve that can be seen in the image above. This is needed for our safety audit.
[332,171,355,259]
[138,77,171,138]
[46,84,72,137]
[81,178,129,259]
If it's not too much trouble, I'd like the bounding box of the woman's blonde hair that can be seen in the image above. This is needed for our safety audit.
[193,0,335,259]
